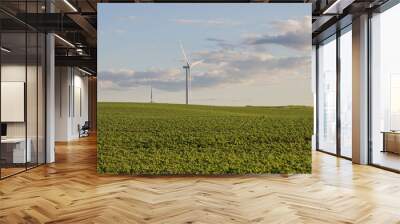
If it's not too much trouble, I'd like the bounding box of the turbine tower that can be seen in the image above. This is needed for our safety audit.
[150,85,153,103]
[179,41,203,105]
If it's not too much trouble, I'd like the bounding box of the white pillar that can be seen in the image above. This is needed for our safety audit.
[46,32,55,163]
[55,67,74,141]
[352,14,369,164]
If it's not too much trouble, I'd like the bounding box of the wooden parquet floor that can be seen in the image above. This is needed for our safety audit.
[1,135,400,224]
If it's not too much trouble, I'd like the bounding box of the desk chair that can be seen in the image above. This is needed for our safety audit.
[79,121,90,138]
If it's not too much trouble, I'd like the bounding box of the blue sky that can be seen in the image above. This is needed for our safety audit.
[98,4,312,106]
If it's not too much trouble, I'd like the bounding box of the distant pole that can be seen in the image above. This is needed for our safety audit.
[150,85,153,103]
[188,68,191,104]
[185,66,189,104]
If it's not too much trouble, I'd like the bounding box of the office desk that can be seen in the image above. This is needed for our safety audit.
[382,131,400,154]
[1,138,31,163]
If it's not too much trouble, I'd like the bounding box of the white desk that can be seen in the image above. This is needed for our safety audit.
[1,138,31,163]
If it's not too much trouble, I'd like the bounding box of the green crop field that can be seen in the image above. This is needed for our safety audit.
[97,103,313,175]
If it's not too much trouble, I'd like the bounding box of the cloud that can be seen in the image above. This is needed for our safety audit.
[99,68,185,92]
[191,48,310,86]
[172,19,241,26]
[99,16,311,93]
[243,16,311,51]
[206,38,236,49]
[99,48,310,92]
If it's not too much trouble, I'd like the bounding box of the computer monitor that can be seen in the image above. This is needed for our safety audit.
[1,123,7,137]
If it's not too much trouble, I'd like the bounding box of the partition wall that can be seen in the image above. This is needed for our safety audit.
[0,1,46,179]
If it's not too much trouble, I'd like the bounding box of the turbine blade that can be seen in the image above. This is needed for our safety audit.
[179,41,190,65]
[190,60,203,68]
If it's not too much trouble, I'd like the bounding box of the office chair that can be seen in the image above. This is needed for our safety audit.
[79,121,90,138]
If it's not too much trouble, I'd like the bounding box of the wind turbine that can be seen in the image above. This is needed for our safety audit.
[179,41,203,105]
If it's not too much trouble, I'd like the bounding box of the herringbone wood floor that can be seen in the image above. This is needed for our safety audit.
[1,135,400,224]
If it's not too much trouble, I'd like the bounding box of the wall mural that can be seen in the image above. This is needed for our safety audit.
[97,3,313,174]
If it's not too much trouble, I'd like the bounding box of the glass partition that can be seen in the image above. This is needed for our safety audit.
[370,3,400,171]
[339,26,352,158]
[317,35,337,154]
[0,1,46,179]
[1,31,28,177]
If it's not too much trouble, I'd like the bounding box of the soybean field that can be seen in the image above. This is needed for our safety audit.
[97,103,313,175]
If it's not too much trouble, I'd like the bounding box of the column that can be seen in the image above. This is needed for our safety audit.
[352,14,369,164]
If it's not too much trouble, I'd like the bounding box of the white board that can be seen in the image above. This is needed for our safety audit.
[1,82,25,122]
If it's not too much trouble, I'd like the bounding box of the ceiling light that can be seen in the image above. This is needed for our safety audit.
[63,0,78,12]
[78,67,92,76]
[54,34,75,48]
[1,47,11,53]
[323,0,345,15]
[76,48,85,55]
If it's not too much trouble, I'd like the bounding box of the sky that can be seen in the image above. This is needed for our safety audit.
[98,4,312,106]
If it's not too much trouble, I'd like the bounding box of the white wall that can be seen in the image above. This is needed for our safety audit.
[70,73,89,138]
[55,67,89,141]
[76,71,89,138]
[1,63,46,164]
[55,67,70,141]
[1,65,26,145]
[1,65,35,138]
